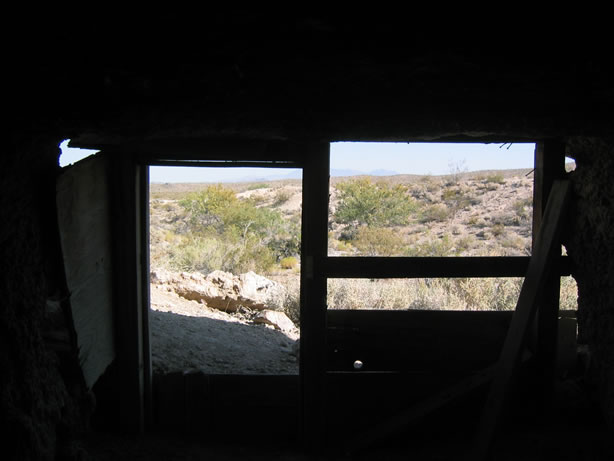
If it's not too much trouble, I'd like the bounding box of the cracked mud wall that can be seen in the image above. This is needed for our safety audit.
[566,136,614,429]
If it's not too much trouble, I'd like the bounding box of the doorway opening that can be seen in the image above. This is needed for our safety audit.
[148,165,302,376]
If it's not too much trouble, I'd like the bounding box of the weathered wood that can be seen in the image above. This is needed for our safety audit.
[345,366,496,454]
[327,310,514,372]
[127,139,305,164]
[324,256,572,279]
[299,142,330,452]
[533,140,567,409]
[470,179,571,460]
[139,166,153,429]
[56,153,115,390]
[110,155,146,433]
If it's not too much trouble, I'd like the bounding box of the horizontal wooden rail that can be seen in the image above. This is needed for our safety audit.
[324,256,571,279]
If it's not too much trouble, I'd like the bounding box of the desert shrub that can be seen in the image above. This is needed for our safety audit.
[280,256,299,270]
[455,234,476,253]
[335,240,353,252]
[500,235,526,252]
[352,227,405,256]
[420,204,451,223]
[407,234,455,257]
[167,233,277,275]
[485,173,505,184]
[491,223,505,237]
[512,198,533,222]
[326,277,523,311]
[272,189,292,207]
[178,184,300,274]
[441,186,474,216]
[452,277,523,311]
[327,279,415,310]
[334,178,417,228]
[465,215,480,227]
[446,159,468,186]
[247,183,270,190]
[248,194,267,206]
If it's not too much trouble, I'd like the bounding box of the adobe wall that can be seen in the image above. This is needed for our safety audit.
[566,136,614,428]
[1,135,89,460]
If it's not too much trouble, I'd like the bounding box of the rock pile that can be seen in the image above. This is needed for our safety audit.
[150,268,295,332]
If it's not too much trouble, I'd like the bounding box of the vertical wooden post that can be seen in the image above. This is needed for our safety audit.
[139,164,153,430]
[532,140,566,408]
[299,142,330,452]
[111,153,147,433]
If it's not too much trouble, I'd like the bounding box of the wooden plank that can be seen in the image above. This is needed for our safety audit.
[126,139,305,164]
[55,153,115,390]
[470,179,571,460]
[345,366,496,454]
[110,154,146,433]
[533,140,567,409]
[327,310,513,373]
[299,142,330,452]
[324,256,572,279]
[139,166,153,429]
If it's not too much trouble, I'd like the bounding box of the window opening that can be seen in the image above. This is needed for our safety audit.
[59,139,98,167]
[328,142,535,257]
[148,165,301,375]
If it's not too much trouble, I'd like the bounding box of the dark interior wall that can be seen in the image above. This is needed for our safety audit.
[0,134,85,461]
[566,137,614,428]
[3,16,614,459]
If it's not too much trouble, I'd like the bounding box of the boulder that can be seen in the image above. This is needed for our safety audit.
[150,269,287,313]
[253,310,296,333]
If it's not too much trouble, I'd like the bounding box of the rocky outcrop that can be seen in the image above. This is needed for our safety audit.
[150,269,287,313]
[253,309,297,333]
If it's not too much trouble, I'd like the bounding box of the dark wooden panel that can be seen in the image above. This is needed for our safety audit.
[327,310,513,372]
[123,139,305,164]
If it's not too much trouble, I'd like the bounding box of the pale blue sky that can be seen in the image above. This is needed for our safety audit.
[60,140,537,183]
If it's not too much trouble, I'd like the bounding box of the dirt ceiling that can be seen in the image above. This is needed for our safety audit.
[10,14,614,146]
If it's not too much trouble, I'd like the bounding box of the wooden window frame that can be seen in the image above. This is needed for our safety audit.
[109,139,569,448]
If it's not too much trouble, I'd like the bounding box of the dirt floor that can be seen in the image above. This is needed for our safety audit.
[149,284,299,375]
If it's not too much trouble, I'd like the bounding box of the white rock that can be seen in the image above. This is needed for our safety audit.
[253,310,296,333]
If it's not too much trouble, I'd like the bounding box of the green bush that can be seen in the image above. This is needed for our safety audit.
[178,184,300,274]
[334,178,417,228]
[353,226,405,256]
[280,256,299,269]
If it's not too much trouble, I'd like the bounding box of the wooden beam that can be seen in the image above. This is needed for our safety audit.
[127,139,305,164]
[470,179,571,461]
[299,142,330,452]
[111,154,146,433]
[140,165,153,430]
[532,140,567,409]
[324,256,572,278]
